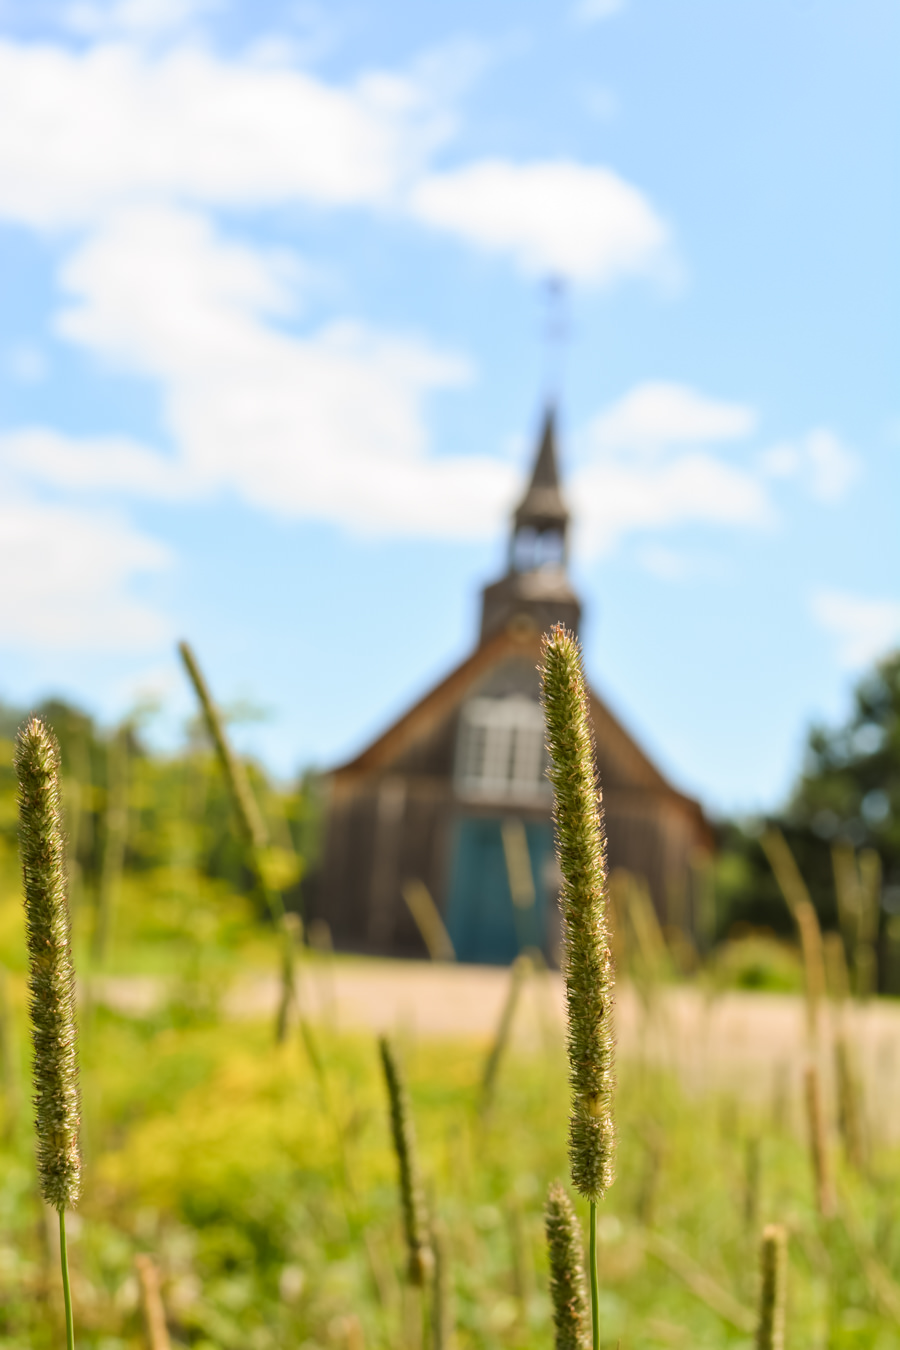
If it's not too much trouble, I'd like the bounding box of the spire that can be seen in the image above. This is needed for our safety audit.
[514,407,568,532]
[478,406,581,645]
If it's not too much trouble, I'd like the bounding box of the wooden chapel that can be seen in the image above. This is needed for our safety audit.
[308,409,712,963]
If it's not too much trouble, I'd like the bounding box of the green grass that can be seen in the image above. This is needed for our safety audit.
[1,778,898,1350]
[1,960,899,1350]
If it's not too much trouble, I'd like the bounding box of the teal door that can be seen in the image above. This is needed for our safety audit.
[445,817,555,965]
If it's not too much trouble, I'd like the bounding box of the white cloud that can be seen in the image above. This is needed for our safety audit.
[812,590,900,669]
[805,429,858,502]
[0,29,669,297]
[572,0,626,24]
[408,159,670,283]
[14,205,517,539]
[588,381,756,451]
[570,380,770,554]
[0,428,187,499]
[0,489,171,651]
[571,385,856,556]
[759,428,857,503]
[63,0,219,38]
[573,451,771,555]
[0,37,445,227]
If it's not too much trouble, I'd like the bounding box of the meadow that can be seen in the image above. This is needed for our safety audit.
[0,663,898,1350]
[0,837,897,1349]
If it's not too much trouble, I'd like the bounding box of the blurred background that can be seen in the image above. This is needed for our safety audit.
[0,1,899,1346]
[0,0,896,813]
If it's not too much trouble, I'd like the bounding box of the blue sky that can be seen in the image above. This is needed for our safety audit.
[0,0,897,815]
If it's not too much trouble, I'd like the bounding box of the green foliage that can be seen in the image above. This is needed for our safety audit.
[784,652,900,929]
[3,657,900,1349]
[711,822,793,940]
[0,746,896,1350]
[0,981,898,1348]
[791,653,900,851]
[0,696,318,954]
[713,652,900,971]
[710,934,804,994]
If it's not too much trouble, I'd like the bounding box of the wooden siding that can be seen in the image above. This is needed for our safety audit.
[311,627,712,961]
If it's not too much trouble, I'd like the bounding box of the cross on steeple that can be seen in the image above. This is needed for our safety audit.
[542,276,569,403]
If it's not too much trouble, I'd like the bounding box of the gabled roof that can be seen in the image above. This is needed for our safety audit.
[330,622,708,837]
[332,624,538,783]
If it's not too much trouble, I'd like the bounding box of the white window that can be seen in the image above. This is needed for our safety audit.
[455,696,550,802]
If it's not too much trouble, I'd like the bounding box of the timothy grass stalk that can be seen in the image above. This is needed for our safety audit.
[401,879,456,962]
[823,930,851,1003]
[539,626,616,1201]
[540,626,616,1350]
[645,1232,755,1333]
[479,952,531,1117]
[855,848,881,998]
[834,1035,864,1172]
[501,816,538,951]
[755,1224,787,1350]
[378,1036,433,1287]
[744,1135,761,1234]
[623,870,669,1007]
[636,1126,663,1229]
[179,640,296,1041]
[0,963,19,1140]
[804,1063,834,1218]
[179,640,268,850]
[93,721,130,966]
[135,1252,172,1350]
[15,717,81,1350]
[831,842,880,998]
[431,1218,453,1350]
[761,828,825,1044]
[508,1195,534,1329]
[61,723,89,921]
[545,1181,590,1350]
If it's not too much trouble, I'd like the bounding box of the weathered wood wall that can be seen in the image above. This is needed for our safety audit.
[310,630,711,961]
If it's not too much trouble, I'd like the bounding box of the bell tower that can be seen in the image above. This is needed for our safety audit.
[479,407,581,644]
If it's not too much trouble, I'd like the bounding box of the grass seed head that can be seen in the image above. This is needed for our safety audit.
[378,1035,433,1285]
[756,1223,787,1350]
[540,625,616,1201]
[545,1180,590,1350]
[14,717,81,1212]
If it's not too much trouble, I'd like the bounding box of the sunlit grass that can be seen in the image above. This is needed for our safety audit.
[1,962,898,1349]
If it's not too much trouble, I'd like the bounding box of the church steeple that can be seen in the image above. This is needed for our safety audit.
[479,406,581,644]
[510,407,569,572]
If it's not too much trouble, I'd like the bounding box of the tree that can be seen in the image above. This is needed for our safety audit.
[714,651,900,952]
[786,651,899,895]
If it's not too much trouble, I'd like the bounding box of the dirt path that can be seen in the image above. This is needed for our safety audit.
[94,956,900,1140]
[95,955,900,1144]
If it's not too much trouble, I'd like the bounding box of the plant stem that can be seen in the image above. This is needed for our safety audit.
[589,1200,599,1350]
[59,1207,75,1350]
